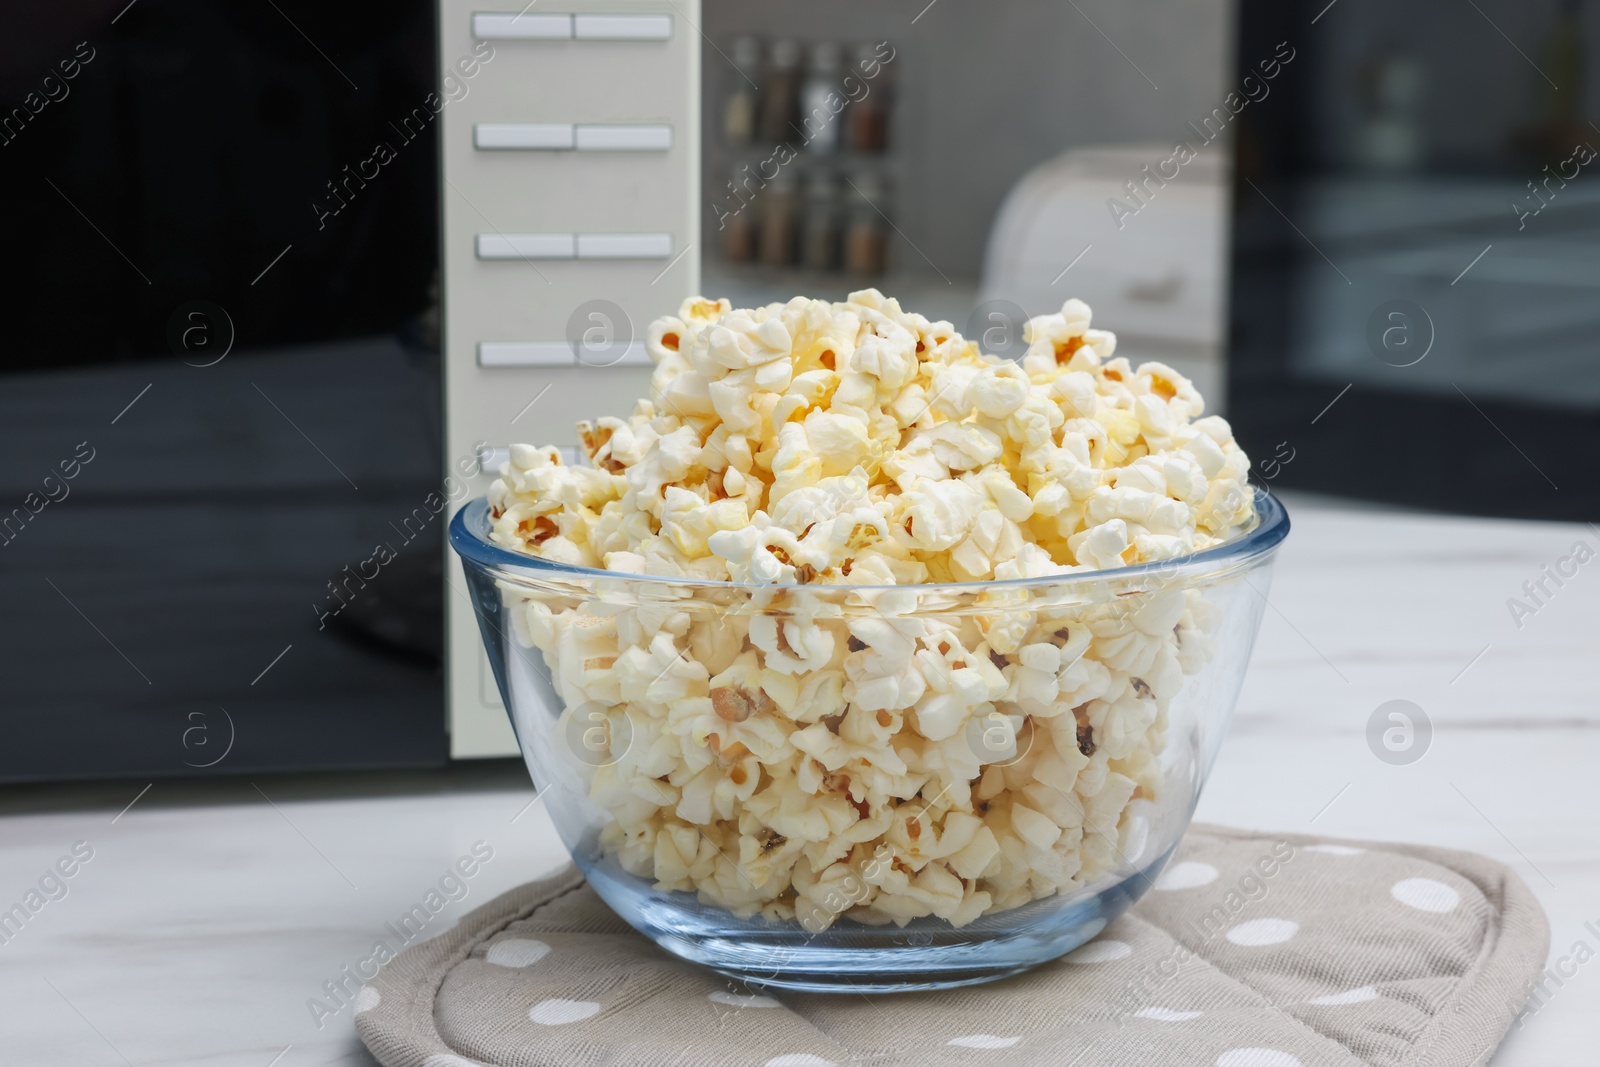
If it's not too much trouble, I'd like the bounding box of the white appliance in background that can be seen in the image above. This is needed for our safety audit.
[439,1,701,757]
[981,144,1228,407]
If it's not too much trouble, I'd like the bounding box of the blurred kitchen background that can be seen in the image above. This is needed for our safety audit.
[699,0,1233,402]
[701,0,1600,521]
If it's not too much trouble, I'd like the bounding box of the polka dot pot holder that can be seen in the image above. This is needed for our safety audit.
[354,825,1548,1067]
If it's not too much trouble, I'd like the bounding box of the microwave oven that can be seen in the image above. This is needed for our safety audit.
[0,0,698,779]
[3,0,1246,779]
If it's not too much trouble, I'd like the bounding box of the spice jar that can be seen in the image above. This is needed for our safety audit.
[800,170,841,271]
[722,36,762,146]
[799,41,844,155]
[760,39,802,144]
[759,168,801,267]
[848,41,891,153]
[844,171,889,275]
[720,166,758,264]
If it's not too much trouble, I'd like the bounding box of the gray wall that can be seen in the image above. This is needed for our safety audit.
[703,0,1235,280]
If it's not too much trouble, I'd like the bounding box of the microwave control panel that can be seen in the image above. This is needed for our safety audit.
[438,0,700,756]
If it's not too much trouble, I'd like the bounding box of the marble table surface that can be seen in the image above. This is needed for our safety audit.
[2,493,1595,1066]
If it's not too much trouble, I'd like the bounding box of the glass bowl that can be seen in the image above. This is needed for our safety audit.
[450,488,1288,993]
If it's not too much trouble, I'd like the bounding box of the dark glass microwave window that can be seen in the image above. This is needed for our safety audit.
[0,1,446,780]
[0,1,440,370]
[1228,0,1600,518]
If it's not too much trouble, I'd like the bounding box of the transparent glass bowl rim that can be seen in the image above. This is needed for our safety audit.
[450,485,1289,594]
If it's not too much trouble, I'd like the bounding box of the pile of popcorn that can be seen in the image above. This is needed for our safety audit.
[488,291,1256,930]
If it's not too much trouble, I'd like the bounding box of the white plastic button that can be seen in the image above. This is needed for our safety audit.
[472,13,572,39]
[476,233,576,259]
[477,342,577,367]
[574,124,672,151]
[475,124,576,150]
[576,340,651,367]
[575,233,672,259]
[573,14,672,40]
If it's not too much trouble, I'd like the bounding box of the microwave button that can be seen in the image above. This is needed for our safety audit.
[573,14,672,40]
[472,12,572,39]
[577,340,651,367]
[574,124,673,151]
[477,342,576,367]
[475,123,576,150]
[575,233,672,259]
[476,233,577,259]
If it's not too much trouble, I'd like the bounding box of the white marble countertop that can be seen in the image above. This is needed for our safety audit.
[3,494,1595,1066]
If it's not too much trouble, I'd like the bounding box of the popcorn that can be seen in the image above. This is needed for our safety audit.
[487,293,1256,930]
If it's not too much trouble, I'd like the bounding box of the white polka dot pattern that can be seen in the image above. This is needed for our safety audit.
[1134,1007,1203,1021]
[1154,861,1220,890]
[948,1034,1023,1048]
[1065,939,1133,963]
[1225,918,1299,946]
[1391,877,1460,913]
[485,938,552,968]
[529,998,601,1025]
[363,829,1538,1067]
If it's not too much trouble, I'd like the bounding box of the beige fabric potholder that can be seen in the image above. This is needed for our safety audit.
[354,825,1549,1067]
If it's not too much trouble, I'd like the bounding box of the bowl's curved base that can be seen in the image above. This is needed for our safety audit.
[705,960,1040,994]
[578,842,1175,994]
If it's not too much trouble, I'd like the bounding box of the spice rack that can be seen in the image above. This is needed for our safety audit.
[705,35,910,298]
